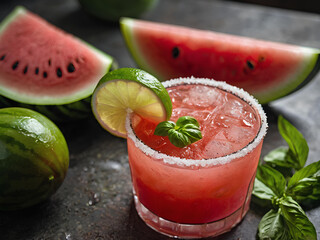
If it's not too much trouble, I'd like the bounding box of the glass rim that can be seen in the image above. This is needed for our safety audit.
[126,77,268,167]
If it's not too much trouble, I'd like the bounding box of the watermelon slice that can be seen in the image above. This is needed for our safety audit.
[120,18,320,104]
[0,6,113,106]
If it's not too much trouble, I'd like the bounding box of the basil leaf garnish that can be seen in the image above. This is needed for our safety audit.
[182,127,203,143]
[154,116,202,148]
[176,116,200,127]
[168,128,191,148]
[154,121,175,136]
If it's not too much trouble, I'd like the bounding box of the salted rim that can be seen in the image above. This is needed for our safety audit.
[126,77,268,167]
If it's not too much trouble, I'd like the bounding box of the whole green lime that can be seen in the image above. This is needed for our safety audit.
[78,0,158,22]
[0,107,69,211]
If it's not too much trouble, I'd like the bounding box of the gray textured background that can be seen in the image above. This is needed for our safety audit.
[0,0,319,239]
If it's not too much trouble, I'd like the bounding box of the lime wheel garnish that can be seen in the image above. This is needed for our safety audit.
[91,68,172,138]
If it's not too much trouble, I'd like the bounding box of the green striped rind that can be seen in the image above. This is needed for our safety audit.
[0,60,118,122]
[120,17,320,104]
[0,6,115,106]
[0,107,69,210]
[0,6,25,33]
[256,49,320,104]
[120,17,167,81]
[0,95,92,122]
[120,18,149,75]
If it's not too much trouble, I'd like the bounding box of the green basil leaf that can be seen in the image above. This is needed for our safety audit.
[155,116,202,148]
[289,160,320,187]
[252,178,277,208]
[263,146,298,178]
[280,196,317,240]
[264,146,294,168]
[182,123,199,130]
[258,209,290,240]
[181,127,202,143]
[154,121,176,136]
[278,115,309,170]
[168,129,191,148]
[264,146,288,164]
[256,164,286,197]
[253,178,277,201]
[286,150,305,171]
[290,180,320,203]
[176,116,200,127]
[287,160,320,201]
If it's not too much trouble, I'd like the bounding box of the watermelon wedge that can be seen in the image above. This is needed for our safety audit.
[120,18,320,104]
[0,6,113,107]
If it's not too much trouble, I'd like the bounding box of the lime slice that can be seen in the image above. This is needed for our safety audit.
[92,68,172,138]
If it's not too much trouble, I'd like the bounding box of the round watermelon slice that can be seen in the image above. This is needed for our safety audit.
[120,18,320,104]
[0,6,113,108]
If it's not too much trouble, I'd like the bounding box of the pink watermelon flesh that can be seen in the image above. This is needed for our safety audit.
[121,18,320,104]
[0,7,113,105]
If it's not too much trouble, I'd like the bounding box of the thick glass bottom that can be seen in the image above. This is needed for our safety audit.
[132,173,255,239]
[133,192,251,239]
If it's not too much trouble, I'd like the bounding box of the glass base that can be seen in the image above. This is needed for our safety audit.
[133,193,251,239]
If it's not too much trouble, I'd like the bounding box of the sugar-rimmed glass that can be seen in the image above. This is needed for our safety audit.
[126,77,267,238]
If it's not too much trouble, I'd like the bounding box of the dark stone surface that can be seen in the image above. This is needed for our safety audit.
[0,0,319,239]
[226,0,320,14]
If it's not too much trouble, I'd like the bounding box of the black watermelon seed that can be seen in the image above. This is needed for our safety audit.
[48,59,51,66]
[56,68,62,78]
[0,55,5,61]
[67,63,75,73]
[12,61,19,70]
[247,60,255,70]
[23,66,28,74]
[43,71,48,78]
[35,67,39,75]
[172,47,180,59]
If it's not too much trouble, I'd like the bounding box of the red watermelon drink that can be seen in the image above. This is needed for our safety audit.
[126,77,267,238]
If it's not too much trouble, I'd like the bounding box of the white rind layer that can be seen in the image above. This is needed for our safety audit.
[0,6,113,105]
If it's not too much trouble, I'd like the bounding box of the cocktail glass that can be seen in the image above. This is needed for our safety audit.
[126,77,267,238]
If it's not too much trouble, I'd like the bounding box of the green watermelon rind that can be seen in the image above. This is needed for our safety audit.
[120,17,320,104]
[0,6,114,105]
[0,95,92,122]
[0,6,24,33]
[0,107,69,210]
[254,48,320,103]
[0,58,118,122]
[120,18,150,75]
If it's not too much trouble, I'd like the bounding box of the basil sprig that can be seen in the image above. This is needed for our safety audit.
[253,116,319,240]
[263,115,309,176]
[154,116,202,148]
